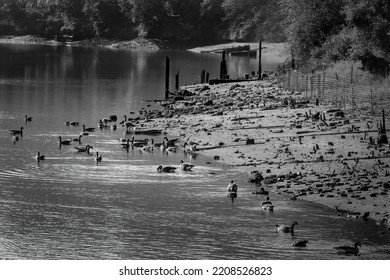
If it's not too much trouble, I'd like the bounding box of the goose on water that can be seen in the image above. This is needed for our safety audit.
[36,152,45,161]
[75,145,93,154]
[58,136,72,146]
[82,125,95,132]
[10,127,24,136]
[65,121,80,126]
[12,132,20,142]
[72,135,83,142]
[163,137,179,147]
[183,142,198,153]
[261,196,274,211]
[180,160,194,171]
[95,152,102,164]
[25,115,32,122]
[334,242,361,255]
[292,240,309,247]
[276,221,298,233]
[157,165,177,173]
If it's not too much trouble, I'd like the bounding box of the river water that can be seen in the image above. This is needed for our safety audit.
[0,44,389,260]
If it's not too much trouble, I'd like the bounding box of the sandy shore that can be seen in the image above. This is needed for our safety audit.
[138,79,390,228]
[0,35,165,50]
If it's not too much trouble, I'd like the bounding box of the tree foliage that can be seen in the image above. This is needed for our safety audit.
[0,0,286,42]
[280,0,390,73]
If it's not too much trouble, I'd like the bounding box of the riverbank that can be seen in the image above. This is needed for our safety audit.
[0,35,166,50]
[139,79,390,228]
[0,35,287,55]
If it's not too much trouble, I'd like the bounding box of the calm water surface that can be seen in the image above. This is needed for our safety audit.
[0,44,389,260]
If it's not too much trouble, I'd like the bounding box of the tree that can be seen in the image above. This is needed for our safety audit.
[280,0,345,70]
[343,0,390,73]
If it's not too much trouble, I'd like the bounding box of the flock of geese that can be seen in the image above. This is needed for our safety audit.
[9,114,198,172]
[229,182,362,255]
[10,114,362,256]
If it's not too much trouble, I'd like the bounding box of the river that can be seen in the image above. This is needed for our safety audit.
[0,43,389,260]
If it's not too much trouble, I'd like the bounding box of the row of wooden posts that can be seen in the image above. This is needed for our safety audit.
[164,40,264,99]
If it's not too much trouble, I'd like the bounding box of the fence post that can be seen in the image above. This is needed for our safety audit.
[370,78,373,114]
[165,56,170,99]
[350,65,354,108]
[287,69,291,90]
[175,70,179,91]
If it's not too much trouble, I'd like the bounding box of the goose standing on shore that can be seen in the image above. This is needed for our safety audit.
[334,242,361,255]
[276,221,298,233]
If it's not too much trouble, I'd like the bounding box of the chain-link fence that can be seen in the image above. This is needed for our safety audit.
[276,68,390,116]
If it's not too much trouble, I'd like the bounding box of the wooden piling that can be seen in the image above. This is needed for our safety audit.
[381,109,388,144]
[220,51,227,79]
[258,40,262,80]
[206,72,209,83]
[165,56,170,99]
[175,70,179,91]
[201,69,206,84]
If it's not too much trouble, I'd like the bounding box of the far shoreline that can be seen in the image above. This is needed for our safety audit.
[0,35,288,56]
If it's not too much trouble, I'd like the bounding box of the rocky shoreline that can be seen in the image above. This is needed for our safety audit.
[137,79,390,229]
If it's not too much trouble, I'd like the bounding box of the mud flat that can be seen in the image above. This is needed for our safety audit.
[137,79,390,228]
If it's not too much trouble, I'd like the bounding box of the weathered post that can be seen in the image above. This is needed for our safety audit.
[175,70,179,91]
[381,109,388,144]
[201,69,206,84]
[258,40,262,80]
[220,51,227,79]
[206,72,210,83]
[350,65,354,108]
[165,56,170,99]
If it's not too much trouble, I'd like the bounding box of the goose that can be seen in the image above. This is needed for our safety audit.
[10,127,24,136]
[58,136,72,146]
[25,115,32,122]
[261,196,274,211]
[94,152,102,164]
[72,135,83,142]
[75,145,93,154]
[117,138,128,143]
[82,125,95,132]
[12,132,20,142]
[276,221,298,233]
[180,160,194,171]
[164,137,179,147]
[157,165,177,173]
[141,140,154,152]
[65,121,80,126]
[334,242,361,255]
[131,137,146,149]
[36,152,45,161]
[121,139,131,150]
[227,180,238,197]
[183,142,198,153]
[121,115,134,130]
[292,240,309,247]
